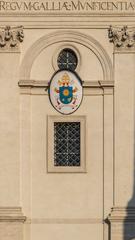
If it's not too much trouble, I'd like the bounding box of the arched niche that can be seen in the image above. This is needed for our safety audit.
[20,30,113,82]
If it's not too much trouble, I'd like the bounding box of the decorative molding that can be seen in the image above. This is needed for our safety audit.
[1,13,135,18]
[107,207,135,239]
[0,207,26,223]
[108,206,135,223]
[18,79,114,88]
[108,25,135,51]
[18,80,114,96]
[0,25,24,51]
[20,31,113,81]
[26,217,103,224]
[0,13,135,29]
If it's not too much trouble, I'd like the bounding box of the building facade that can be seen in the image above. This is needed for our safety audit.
[0,1,135,239]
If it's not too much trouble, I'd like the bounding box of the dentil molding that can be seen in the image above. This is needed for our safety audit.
[0,25,24,51]
[108,25,135,51]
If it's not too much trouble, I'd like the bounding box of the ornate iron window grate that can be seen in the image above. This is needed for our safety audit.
[54,122,80,166]
[57,48,78,71]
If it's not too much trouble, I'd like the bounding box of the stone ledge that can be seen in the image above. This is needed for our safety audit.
[18,79,114,88]
[18,80,114,96]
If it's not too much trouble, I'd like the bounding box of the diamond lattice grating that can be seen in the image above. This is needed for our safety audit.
[54,122,80,166]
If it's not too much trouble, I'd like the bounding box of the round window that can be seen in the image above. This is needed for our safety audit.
[57,48,78,71]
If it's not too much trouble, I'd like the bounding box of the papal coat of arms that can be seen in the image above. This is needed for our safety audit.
[49,70,83,115]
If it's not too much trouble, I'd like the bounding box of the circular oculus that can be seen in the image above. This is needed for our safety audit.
[48,70,83,115]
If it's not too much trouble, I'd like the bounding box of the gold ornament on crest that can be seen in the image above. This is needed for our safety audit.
[58,73,70,86]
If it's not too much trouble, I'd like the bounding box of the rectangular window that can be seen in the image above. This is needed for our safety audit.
[47,116,86,173]
[54,122,80,167]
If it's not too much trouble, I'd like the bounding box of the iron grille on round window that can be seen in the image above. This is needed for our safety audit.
[54,122,80,166]
[57,48,78,71]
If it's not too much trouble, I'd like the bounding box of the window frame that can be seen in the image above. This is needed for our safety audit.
[57,48,78,71]
[47,115,86,173]
[52,44,81,72]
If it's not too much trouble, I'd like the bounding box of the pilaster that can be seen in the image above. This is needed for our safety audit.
[0,207,26,240]
[0,26,26,240]
[108,25,135,240]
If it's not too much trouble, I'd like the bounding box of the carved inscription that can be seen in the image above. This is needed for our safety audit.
[0,1,135,13]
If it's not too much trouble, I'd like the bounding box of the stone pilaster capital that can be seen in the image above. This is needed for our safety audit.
[0,25,24,51]
[108,25,135,51]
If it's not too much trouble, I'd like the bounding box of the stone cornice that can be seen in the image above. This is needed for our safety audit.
[108,25,135,51]
[0,207,26,223]
[0,12,135,28]
[0,25,24,51]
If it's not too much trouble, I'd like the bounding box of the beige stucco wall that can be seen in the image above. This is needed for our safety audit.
[0,1,135,239]
[20,29,110,240]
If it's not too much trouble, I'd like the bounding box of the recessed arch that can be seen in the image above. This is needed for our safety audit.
[20,30,113,81]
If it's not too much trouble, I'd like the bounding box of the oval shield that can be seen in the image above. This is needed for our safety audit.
[48,70,83,115]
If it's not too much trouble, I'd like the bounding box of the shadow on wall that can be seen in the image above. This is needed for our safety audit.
[124,193,135,239]
[124,84,135,240]
[124,156,135,239]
